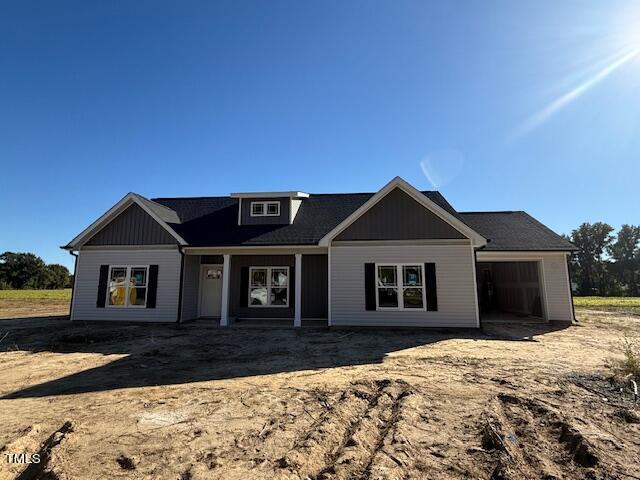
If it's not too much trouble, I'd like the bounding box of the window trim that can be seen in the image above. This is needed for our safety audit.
[106,265,149,309]
[248,266,290,308]
[250,201,280,217]
[374,263,426,311]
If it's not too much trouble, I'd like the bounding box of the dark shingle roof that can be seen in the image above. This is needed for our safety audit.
[154,193,370,246]
[151,192,576,251]
[459,211,577,251]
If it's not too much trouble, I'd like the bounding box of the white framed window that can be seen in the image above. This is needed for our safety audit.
[375,264,426,311]
[249,266,289,307]
[107,265,148,308]
[250,201,280,217]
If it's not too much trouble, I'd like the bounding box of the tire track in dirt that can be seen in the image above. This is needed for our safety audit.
[278,379,413,480]
[0,421,73,480]
[481,393,617,480]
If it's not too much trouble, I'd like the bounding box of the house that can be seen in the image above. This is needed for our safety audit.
[62,177,577,327]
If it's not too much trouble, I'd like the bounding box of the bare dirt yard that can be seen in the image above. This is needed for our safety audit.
[0,307,638,479]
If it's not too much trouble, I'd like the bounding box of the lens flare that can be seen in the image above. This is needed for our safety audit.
[511,47,640,140]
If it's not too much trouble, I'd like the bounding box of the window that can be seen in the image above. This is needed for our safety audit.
[107,266,148,307]
[375,264,425,310]
[249,266,289,307]
[250,201,280,217]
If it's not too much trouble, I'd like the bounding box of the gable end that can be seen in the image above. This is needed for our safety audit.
[85,203,178,246]
[335,187,466,241]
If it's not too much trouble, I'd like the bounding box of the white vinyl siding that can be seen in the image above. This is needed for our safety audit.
[71,248,181,322]
[540,254,574,322]
[331,244,477,327]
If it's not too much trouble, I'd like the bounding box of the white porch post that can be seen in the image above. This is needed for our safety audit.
[220,254,231,326]
[294,253,302,327]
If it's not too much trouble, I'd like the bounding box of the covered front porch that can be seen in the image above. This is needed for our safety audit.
[180,248,328,327]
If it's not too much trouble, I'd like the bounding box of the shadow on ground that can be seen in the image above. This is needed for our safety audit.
[0,316,570,399]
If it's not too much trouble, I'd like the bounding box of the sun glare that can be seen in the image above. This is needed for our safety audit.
[511,7,640,140]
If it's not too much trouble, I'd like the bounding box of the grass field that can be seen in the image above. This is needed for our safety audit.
[0,289,71,319]
[0,289,72,301]
[574,296,640,314]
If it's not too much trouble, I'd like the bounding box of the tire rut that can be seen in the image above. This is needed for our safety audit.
[278,379,412,480]
[482,394,604,480]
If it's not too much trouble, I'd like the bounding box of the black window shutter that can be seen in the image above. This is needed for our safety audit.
[96,265,109,308]
[146,265,159,308]
[364,263,376,311]
[240,266,249,307]
[425,263,438,311]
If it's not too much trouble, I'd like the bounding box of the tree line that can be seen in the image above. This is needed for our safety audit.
[0,252,72,290]
[564,223,640,296]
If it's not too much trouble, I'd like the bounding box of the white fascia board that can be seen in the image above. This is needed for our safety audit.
[318,176,487,247]
[230,191,309,199]
[476,250,569,261]
[64,192,187,250]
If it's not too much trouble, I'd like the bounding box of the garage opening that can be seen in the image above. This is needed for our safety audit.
[476,261,545,321]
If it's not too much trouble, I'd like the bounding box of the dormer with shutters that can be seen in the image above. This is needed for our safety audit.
[230,191,310,225]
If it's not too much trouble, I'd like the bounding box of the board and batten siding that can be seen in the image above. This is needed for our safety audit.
[72,248,182,322]
[85,204,177,246]
[330,244,478,327]
[180,254,200,322]
[335,188,465,241]
[302,254,328,319]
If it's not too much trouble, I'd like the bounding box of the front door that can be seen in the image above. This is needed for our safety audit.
[200,264,223,317]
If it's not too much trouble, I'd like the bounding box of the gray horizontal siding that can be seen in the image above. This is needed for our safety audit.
[71,248,181,322]
[86,204,177,246]
[335,188,465,241]
[331,244,478,327]
[241,197,290,225]
[302,254,328,319]
[229,255,295,318]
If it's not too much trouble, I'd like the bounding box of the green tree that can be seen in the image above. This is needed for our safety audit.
[0,252,47,289]
[569,222,614,295]
[42,264,71,289]
[608,224,640,296]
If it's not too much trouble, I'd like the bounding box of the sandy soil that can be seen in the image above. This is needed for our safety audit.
[0,310,638,479]
[0,299,69,320]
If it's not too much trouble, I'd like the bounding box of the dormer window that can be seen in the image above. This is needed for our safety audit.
[251,201,280,217]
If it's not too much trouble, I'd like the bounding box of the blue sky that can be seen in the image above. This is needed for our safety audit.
[2,1,639,270]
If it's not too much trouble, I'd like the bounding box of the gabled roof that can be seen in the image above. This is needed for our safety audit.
[63,179,577,252]
[152,186,472,247]
[460,211,577,251]
[317,177,487,247]
[63,193,186,249]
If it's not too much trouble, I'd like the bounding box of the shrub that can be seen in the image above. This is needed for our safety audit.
[619,336,640,379]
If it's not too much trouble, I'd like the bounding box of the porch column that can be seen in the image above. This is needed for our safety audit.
[294,253,302,327]
[220,254,231,326]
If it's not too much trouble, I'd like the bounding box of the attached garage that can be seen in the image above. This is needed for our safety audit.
[474,251,575,323]
[476,261,545,320]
